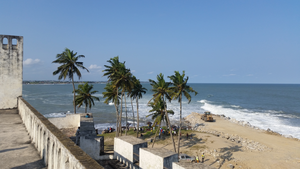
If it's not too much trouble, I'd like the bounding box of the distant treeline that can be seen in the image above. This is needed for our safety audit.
[22,80,149,84]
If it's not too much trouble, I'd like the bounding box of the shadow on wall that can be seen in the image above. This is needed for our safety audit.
[115,152,140,169]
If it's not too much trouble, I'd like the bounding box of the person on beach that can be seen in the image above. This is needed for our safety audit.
[202,153,205,163]
[196,154,199,163]
[85,114,90,118]
[75,127,80,145]
[187,133,189,139]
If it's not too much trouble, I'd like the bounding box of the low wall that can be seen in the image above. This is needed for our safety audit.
[114,136,147,169]
[80,135,104,160]
[139,148,178,169]
[18,97,104,169]
[48,114,80,129]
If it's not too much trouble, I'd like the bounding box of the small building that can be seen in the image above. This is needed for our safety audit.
[139,148,178,169]
[114,136,148,169]
[173,162,217,169]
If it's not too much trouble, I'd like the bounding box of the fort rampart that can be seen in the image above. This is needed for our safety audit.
[18,97,104,169]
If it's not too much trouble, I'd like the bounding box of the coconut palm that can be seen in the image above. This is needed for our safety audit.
[103,82,121,136]
[114,64,134,136]
[52,48,89,114]
[128,75,138,128]
[149,73,176,152]
[168,71,198,156]
[103,56,124,136]
[74,82,100,113]
[130,79,147,138]
[147,97,174,147]
[103,56,134,136]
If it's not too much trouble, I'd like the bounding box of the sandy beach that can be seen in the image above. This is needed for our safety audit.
[153,112,300,169]
[57,112,300,169]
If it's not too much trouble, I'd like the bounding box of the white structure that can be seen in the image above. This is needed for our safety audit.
[0,35,23,109]
[139,148,178,169]
[48,114,81,128]
[18,97,104,169]
[173,162,216,169]
[114,136,148,169]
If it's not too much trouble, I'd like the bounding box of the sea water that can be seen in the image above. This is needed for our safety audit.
[23,83,300,139]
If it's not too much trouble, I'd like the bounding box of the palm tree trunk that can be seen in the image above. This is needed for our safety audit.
[177,94,182,157]
[71,76,76,114]
[152,122,161,148]
[85,103,87,113]
[136,98,139,138]
[115,87,119,137]
[131,98,135,128]
[119,90,124,136]
[125,94,128,136]
[163,96,176,152]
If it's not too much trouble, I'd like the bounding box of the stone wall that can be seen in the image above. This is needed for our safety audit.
[18,97,104,169]
[0,35,23,109]
[114,136,147,169]
[139,148,178,169]
[48,114,81,129]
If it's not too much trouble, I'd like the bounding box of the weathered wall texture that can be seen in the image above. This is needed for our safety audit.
[139,148,178,169]
[0,35,23,109]
[173,162,216,169]
[80,135,104,160]
[18,97,104,169]
[48,114,80,129]
[114,136,147,169]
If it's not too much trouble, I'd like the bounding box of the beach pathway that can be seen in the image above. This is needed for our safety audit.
[0,109,46,169]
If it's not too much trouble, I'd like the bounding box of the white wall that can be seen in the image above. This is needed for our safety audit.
[114,137,134,163]
[18,97,104,169]
[0,35,23,109]
[48,114,80,129]
[139,148,164,169]
[80,136,103,160]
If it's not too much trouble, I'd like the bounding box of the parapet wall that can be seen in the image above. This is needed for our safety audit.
[18,97,104,169]
[0,35,23,109]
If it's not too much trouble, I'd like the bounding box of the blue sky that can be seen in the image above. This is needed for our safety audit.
[1,0,299,83]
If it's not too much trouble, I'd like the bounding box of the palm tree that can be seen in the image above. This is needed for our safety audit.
[114,63,134,136]
[147,97,174,148]
[130,79,147,138]
[74,82,100,113]
[149,73,176,152]
[103,82,121,136]
[103,56,134,136]
[168,71,198,157]
[128,75,138,128]
[52,48,89,114]
[103,56,124,136]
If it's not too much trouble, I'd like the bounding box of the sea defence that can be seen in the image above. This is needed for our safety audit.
[18,97,104,169]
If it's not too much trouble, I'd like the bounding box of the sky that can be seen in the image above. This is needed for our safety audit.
[1,0,299,84]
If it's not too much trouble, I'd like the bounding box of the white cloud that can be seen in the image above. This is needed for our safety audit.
[147,71,154,74]
[23,58,41,66]
[131,70,136,73]
[89,64,101,69]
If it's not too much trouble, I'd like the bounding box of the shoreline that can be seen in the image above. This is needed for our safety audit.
[180,112,300,168]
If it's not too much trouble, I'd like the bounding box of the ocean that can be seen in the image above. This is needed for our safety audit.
[23,83,300,139]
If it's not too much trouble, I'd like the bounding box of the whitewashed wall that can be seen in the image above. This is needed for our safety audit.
[18,97,104,169]
[49,114,80,129]
[0,35,23,109]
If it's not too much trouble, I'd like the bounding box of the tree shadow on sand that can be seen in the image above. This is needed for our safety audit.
[209,145,243,169]
[179,134,206,149]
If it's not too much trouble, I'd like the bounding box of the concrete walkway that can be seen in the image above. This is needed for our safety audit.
[0,109,46,169]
